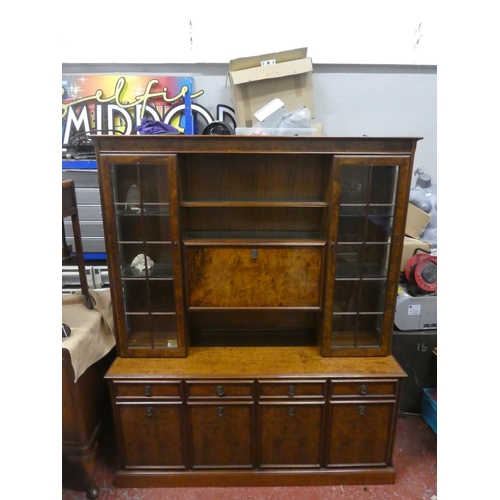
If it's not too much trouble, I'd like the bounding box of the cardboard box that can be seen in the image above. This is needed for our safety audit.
[405,203,431,239]
[401,236,431,271]
[229,47,315,128]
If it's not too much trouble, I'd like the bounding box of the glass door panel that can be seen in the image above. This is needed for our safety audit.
[330,162,399,352]
[110,161,181,353]
[335,243,390,278]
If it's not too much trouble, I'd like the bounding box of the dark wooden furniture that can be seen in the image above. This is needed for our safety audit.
[62,180,114,499]
[62,348,114,498]
[93,135,419,487]
[62,179,89,300]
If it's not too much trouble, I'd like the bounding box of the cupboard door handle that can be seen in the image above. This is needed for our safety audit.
[146,406,154,417]
[359,384,367,396]
[358,405,365,415]
[288,407,295,416]
[217,406,224,417]
[144,385,152,397]
[251,249,258,259]
[288,385,295,397]
[216,385,224,397]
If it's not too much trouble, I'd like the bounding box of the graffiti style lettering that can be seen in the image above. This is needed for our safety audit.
[63,76,202,143]
[62,75,236,146]
[62,77,203,120]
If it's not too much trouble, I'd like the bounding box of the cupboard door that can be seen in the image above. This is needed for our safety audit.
[327,401,395,467]
[259,402,325,468]
[185,244,324,309]
[99,155,186,357]
[187,402,254,468]
[117,402,185,467]
[322,155,412,356]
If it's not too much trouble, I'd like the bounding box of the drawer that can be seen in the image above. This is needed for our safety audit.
[330,380,397,398]
[186,381,254,399]
[259,380,326,399]
[185,244,324,308]
[114,381,181,399]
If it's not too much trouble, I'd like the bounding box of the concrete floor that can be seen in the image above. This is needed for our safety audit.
[62,413,437,499]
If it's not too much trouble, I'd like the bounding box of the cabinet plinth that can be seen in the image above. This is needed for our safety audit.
[93,135,419,487]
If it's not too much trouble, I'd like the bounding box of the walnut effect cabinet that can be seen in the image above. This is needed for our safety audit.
[93,135,419,487]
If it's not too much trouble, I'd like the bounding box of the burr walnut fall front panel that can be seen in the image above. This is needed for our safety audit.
[185,244,324,309]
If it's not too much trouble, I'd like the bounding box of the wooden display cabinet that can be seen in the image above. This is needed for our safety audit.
[93,135,419,487]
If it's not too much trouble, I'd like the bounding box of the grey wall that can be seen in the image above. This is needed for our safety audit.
[314,64,437,183]
[62,62,437,183]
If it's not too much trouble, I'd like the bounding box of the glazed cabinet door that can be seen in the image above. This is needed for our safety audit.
[322,155,412,356]
[98,154,186,357]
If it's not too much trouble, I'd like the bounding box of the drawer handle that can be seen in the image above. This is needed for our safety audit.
[251,249,258,259]
[288,407,295,416]
[216,385,224,397]
[358,405,365,416]
[146,406,154,417]
[288,385,295,397]
[144,385,152,397]
[217,406,224,417]
[359,384,367,396]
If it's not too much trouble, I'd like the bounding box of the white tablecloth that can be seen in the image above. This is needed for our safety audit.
[62,289,116,381]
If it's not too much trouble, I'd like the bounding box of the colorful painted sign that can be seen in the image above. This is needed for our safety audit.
[62,74,236,146]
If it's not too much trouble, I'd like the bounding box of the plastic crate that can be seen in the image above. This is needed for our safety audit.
[421,388,437,434]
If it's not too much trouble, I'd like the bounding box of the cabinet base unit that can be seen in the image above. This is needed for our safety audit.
[106,347,405,488]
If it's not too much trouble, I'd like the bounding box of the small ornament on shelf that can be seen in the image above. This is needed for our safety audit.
[131,254,154,273]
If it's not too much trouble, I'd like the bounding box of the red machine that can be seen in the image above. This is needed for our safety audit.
[404,250,437,293]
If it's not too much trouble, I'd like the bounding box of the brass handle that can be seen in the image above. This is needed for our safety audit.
[146,406,154,417]
[358,405,365,416]
[288,385,295,397]
[216,385,224,397]
[144,385,152,397]
[251,249,258,259]
[359,384,367,396]
[217,406,224,417]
